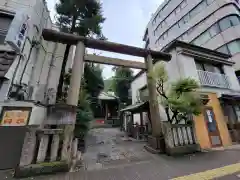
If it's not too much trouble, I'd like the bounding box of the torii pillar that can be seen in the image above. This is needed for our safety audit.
[145,53,162,136]
[61,41,85,161]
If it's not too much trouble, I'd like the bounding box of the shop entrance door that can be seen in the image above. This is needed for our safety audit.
[204,107,222,147]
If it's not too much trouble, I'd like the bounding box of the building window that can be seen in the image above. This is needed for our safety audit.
[216,45,229,55]
[217,40,240,55]
[219,17,232,31]
[200,32,211,44]
[195,61,223,74]
[192,15,240,46]
[230,15,240,26]
[209,24,221,37]
[0,14,14,44]
[228,40,240,55]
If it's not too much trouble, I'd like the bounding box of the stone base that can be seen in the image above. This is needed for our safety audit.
[14,161,69,178]
[147,135,166,153]
[144,145,161,154]
[165,144,201,156]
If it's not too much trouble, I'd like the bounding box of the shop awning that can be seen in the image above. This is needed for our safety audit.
[120,101,149,113]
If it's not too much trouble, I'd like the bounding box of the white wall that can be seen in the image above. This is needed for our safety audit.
[131,72,147,104]
[169,48,240,95]
[130,73,147,124]
[131,47,240,123]
[223,65,240,91]
[28,105,46,125]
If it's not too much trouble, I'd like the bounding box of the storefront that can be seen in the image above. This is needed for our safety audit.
[194,93,232,149]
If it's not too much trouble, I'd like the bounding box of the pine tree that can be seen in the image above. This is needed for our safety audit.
[150,62,202,124]
[55,0,105,100]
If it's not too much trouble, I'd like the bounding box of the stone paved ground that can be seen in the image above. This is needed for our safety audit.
[81,128,154,171]
[1,128,240,180]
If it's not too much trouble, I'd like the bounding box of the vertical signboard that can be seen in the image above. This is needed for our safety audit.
[5,11,30,52]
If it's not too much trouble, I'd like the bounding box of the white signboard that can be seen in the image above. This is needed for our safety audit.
[5,11,30,52]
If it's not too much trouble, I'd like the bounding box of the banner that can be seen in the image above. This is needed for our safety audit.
[1,110,30,126]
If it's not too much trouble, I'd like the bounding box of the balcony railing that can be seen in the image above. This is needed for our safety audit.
[197,70,230,89]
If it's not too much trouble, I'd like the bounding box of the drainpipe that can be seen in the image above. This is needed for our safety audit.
[7,36,30,99]
[14,39,37,97]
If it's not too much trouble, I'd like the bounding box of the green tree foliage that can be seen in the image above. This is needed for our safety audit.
[150,62,202,124]
[111,67,134,104]
[74,87,93,137]
[55,0,106,99]
[62,65,103,137]
[84,63,104,97]
[84,63,104,114]
[62,64,104,104]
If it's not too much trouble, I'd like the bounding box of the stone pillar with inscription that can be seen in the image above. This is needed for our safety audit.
[19,129,37,166]
[37,134,49,163]
[71,138,78,159]
[50,134,60,162]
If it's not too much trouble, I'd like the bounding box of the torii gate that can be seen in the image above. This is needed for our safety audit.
[42,29,171,137]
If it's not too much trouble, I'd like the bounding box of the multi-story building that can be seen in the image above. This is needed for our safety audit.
[143,0,240,75]
[130,40,240,149]
[0,0,69,104]
[0,0,74,170]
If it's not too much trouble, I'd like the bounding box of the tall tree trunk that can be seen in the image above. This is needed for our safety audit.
[56,16,77,101]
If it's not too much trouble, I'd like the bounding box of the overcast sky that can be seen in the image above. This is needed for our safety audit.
[46,0,163,79]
